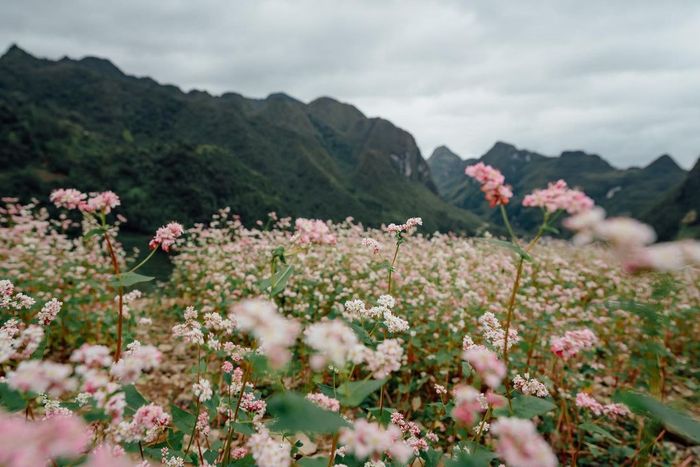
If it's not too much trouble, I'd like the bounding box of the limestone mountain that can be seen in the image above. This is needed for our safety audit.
[428,142,687,233]
[0,45,481,233]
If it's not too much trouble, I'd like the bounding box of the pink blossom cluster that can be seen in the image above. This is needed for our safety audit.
[293,218,336,245]
[365,338,404,379]
[391,412,432,455]
[491,417,557,467]
[465,162,513,207]
[247,427,292,467]
[477,311,520,352]
[361,237,382,254]
[564,208,700,272]
[304,319,365,370]
[172,306,205,345]
[231,299,301,368]
[513,373,550,398]
[0,412,91,467]
[110,340,162,383]
[462,346,506,388]
[0,280,35,311]
[1,319,45,363]
[451,385,504,426]
[149,222,185,251]
[240,391,267,420]
[50,188,121,214]
[550,328,597,360]
[339,418,412,464]
[37,298,62,326]
[522,179,594,214]
[386,217,423,234]
[306,392,341,412]
[575,392,630,418]
[6,360,77,396]
[118,403,171,442]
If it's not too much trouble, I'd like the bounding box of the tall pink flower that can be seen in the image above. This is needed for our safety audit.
[83,191,121,214]
[50,188,87,210]
[462,346,506,388]
[465,162,512,207]
[293,218,336,245]
[522,179,594,214]
[550,328,597,360]
[149,222,185,251]
[491,417,557,467]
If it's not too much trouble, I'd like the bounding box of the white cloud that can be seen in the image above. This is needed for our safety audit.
[1,0,699,167]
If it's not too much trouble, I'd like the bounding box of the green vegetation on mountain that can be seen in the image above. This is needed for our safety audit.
[428,142,690,234]
[0,45,482,233]
[643,157,700,240]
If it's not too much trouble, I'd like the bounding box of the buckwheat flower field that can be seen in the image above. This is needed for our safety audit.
[1,168,699,466]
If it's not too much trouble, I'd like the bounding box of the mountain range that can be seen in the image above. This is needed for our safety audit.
[0,44,696,239]
[0,44,480,233]
[428,143,696,238]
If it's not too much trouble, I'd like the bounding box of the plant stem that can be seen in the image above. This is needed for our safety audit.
[387,239,402,295]
[499,204,518,244]
[103,231,124,361]
[221,366,251,465]
[328,433,339,467]
[502,256,524,410]
[128,246,158,273]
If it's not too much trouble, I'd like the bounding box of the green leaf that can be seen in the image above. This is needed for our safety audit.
[84,227,107,239]
[124,384,148,407]
[367,406,395,426]
[267,392,349,434]
[615,391,700,443]
[270,265,294,296]
[336,378,387,407]
[495,394,556,419]
[297,457,330,467]
[110,271,154,288]
[579,422,620,442]
[477,238,531,261]
[0,383,26,411]
[421,448,444,467]
[170,404,196,434]
[445,446,495,467]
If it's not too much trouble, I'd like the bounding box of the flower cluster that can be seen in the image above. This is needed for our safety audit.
[465,162,513,207]
[247,427,292,467]
[491,417,557,467]
[477,311,520,352]
[550,328,597,360]
[513,373,550,398]
[293,218,336,245]
[51,188,121,214]
[306,392,341,412]
[110,340,161,383]
[230,299,301,368]
[386,217,423,234]
[522,179,594,214]
[339,419,412,463]
[463,346,506,388]
[149,222,185,251]
[575,392,630,418]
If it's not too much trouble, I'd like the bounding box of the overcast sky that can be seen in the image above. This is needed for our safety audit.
[2,0,699,168]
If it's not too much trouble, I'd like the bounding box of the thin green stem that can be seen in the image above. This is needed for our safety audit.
[499,204,518,244]
[128,246,158,273]
[387,239,402,294]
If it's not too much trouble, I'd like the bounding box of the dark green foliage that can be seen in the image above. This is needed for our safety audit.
[0,45,482,234]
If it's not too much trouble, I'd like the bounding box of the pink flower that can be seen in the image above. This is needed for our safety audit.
[491,417,557,467]
[0,412,90,467]
[451,385,483,426]
[522,179,594,214]
[465,163,512,207]
[222,361,234,373]
[133,403,171,429]
[293,218,336,245]
[362,237,382,254]
[576,392,630,418]
[149,222,185,251]
[37,298,62,326]
[339,419,412,463]
[306,392,341,412]
[83,191,121,214]
[386,217,423,234]
[6,360,77,397]
[550,328,597,360]
[462,347,506,388]
[50,188,87,210]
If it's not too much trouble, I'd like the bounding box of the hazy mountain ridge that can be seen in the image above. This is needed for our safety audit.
[428,142,691,234]
[0,45,479,233]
